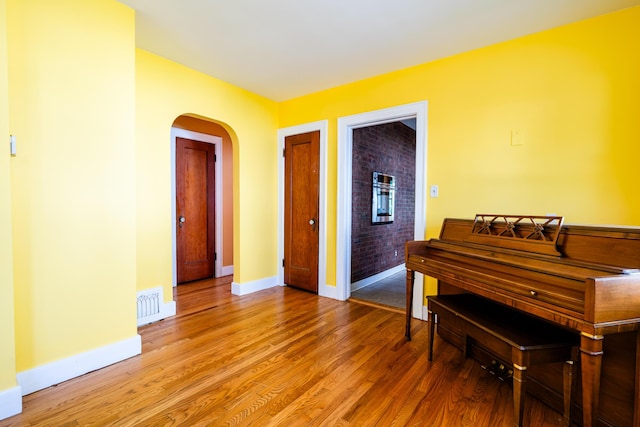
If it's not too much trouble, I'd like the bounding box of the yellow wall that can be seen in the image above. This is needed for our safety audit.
[135,49,278,300]
[280,7,640,293]
[7,0,137,371]
[0,0,17,392]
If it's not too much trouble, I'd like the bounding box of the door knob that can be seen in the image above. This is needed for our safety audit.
[309,219,315,225]
[179,216,185,228]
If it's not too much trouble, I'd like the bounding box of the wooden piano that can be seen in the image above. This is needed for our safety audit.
[405,215,640,427]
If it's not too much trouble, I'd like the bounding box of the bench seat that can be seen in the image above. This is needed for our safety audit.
[428,294,579,427]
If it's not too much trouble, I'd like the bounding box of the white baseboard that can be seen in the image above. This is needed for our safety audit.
[165,300,177,314]
[221,265,234,277]
[162,300,176,319]
[350,264,405,292]
[137,302,176,326]
[0,386,22,420]
[17,334,142,396]
[232,276,278,296]
[319,283,340,300]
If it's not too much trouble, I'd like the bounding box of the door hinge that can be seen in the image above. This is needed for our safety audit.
[214,252,217,261]
[214,154,217,162]
[282,259,285,267]
[282,147,285,157]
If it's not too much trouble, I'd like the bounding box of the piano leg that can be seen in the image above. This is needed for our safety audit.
[405,269,415,340]
[563,350,578,427]
[580,332,604,427]
[511,348,531,427]
[512,363,528,427]
[635,331,640,427]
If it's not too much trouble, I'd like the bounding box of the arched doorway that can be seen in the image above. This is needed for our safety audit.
[170,115,234,285]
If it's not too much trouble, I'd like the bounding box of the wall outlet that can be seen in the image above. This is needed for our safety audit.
[430,185,439,198]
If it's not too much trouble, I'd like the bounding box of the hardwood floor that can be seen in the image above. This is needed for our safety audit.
[2,276,568,426]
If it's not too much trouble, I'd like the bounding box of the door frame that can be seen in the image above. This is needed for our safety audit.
[171,127,223,286]
[277,121,330,297]
[337,102,427,319]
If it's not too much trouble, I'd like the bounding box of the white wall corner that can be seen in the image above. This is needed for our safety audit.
[17,334,141,396]
[231,276,278,296]
[422,304,429,321]
[0,386,22,421]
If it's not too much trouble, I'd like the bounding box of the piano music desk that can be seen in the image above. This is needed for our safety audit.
[428,294,579,427]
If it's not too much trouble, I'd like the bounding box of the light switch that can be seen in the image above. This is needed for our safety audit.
[9,135,16,156]
[511,130,523,146]
[430,184,439,198]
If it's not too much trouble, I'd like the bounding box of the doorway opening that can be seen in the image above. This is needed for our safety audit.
[337,102,427,319]
[170,115,234,286]
[349,119,416,311]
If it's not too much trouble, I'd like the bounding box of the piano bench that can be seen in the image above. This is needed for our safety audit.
[427,294,579,427]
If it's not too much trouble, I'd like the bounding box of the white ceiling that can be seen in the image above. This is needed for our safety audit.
[118,0,640,101]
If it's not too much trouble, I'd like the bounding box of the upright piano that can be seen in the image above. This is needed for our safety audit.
[405,215,640,427]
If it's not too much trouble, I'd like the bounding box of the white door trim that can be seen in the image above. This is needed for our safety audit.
[337,102,427,319]
[277,121,331,298]
[171,128,224,285]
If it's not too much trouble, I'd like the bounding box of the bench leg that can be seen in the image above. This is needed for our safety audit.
[512,363,527,427]
[428,309,435,361]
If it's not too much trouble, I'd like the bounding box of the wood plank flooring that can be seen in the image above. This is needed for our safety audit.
[1,276,568,426]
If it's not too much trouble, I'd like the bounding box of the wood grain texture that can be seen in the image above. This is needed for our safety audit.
[1,276,568,426]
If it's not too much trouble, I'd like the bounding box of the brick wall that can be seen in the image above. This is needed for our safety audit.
[351,121,416,283]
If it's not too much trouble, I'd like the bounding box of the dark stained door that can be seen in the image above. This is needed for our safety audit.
[176,137,215,283]
[284,131,320,293]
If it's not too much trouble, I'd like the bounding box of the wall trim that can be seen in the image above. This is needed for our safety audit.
[277,121,329,298]
[351,264,405,292]
[221,265,234,277]
[231,276,278,296]
[16,335,142,396]
[163,300,177,320]
[337,102,427,318]
[319,283,340,300]
[0,386,22,421]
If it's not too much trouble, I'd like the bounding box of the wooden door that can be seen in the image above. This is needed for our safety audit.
[176,137,215,283]
[284,131,320,293]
